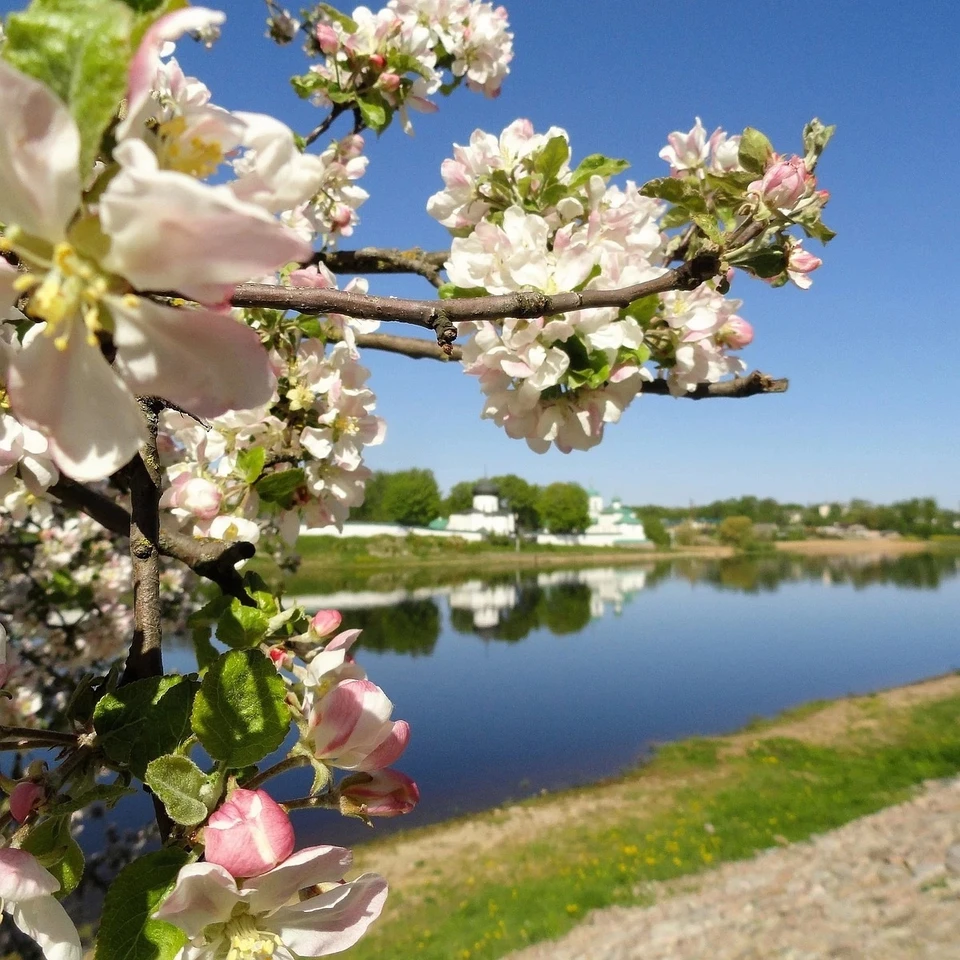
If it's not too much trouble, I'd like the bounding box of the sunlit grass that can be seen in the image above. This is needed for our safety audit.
[349,694,960,960]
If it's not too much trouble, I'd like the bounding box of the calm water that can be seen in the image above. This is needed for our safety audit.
[57,552,960,856]
[270,551,960,846]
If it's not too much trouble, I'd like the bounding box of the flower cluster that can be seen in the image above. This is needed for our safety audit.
[429,121,759,450]
[289,0,513,133]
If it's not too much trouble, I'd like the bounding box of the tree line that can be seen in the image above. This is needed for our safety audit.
[351,470,594,533]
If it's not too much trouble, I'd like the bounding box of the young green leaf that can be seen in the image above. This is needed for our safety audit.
[738,127,774,176]
[145,755,214,826]
[95,850,190,960]
[4,0,135,176]
[567,153,630,190]
[191,650,290,768]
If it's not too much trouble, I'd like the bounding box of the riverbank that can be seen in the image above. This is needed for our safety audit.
[347,672,960,960]
[285,535,932,591]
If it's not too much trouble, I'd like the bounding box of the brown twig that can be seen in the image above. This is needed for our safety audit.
[232,253,721,331]
[309,247,448,287]
[340,330,789,397]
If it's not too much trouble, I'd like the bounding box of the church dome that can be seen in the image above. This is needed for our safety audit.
[473,479,499,496]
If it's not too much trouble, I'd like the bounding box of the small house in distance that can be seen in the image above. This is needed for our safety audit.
[429,479,516,538]
[536,490,651,548]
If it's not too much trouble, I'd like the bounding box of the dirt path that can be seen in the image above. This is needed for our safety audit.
[507,774,960,959]
[354,674,960,896]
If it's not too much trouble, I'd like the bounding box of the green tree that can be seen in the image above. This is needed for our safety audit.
[538,482,589,534]
[638,511,670,548]
[442,480,475,517]
[717,515,756,549]
[380,469,442,526]
[491,474,541,530]
[350,470,388,521]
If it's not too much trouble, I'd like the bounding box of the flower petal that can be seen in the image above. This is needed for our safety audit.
[153,862,240,939]
[101,140,311,304]
[0,61,80,243]
[243,845,352,917]
[269,873,387,957]
[109,296,275,418]
[10,897,82,960]
[5,320,144,481]
[0,849,60,900]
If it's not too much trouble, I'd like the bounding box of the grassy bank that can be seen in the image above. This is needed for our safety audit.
[348,675,960,960]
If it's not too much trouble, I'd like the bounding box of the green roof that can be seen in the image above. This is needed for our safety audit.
[428,517,449,530]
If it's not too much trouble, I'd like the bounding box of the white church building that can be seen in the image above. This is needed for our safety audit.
[536,489,650,548]
[428,479,516,538]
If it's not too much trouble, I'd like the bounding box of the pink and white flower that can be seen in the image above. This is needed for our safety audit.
[748,155,815,214]
[155,845,387,959]
[204,789,295,879]
[785,241,823,289]
[0,62,308,481]
[307,679,409,772]
[0,847,82,960]
[340,769,420,818]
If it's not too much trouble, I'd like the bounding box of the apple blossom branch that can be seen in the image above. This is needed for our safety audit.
[330,330,789,397]
[232,252,722,338]
[49,479,258,606]
[307,247,448,287]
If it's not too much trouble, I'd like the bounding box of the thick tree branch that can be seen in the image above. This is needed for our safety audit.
[310,247,447,287]
[121,399,164,686]
[340,331,789,397]
[232,253,721,335]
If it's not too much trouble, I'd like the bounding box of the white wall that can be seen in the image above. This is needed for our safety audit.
[300,523,485,542]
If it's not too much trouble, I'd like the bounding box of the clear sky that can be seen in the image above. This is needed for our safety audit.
[4,1,957,506]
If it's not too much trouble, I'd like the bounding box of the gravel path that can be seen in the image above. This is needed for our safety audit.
[508,776,960,960]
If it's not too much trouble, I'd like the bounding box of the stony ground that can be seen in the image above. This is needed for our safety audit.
[508,775,960,960]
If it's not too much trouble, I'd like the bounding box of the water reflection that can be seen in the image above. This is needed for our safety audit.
[294,552,960,651]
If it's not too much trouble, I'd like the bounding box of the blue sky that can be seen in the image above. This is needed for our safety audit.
[5,1,957,506]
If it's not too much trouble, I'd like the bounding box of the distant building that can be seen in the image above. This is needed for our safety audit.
[537,491,649,548]
[428,479,516,538]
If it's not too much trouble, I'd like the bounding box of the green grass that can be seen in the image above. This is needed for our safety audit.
[349,693,960,960]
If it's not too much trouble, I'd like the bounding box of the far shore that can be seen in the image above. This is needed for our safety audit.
[293,535,934,576]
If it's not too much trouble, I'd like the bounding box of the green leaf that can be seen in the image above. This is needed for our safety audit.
[692,213,723,244]
[4,0,136,176]
[49,782,133,816]
[622,295,659,325]
[94,675,199,779]
[639,177,688,203]
[145,755,212,826]
[192,626,220,671]
[660,206,692,230]
[732,246,787,279]
[357,95,387,132]
[802,117,836,162]
[216,603,270,649]
[437,283,487,300]
[187,595,232,628]
[22,818,84,896]
[191,650,290,768]
[738,127,774,175]
[96,850,189,960]
[317,2,358,31]
[236,447,266,485]
[255,468,305,509]
[567,153,630,190]
[534,136,570,183]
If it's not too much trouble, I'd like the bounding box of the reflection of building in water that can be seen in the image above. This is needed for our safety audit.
[536,491,650,548]
[537,567,648,616]
[448,581,519,629]
[429,480,516,538]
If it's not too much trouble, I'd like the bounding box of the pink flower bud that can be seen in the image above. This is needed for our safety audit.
[178,477,222,520]
[717,317,754,349]
[9,781,43,823]
[315,23,339,54]
[378,72,401,93]
[340,769,420,817]
[786,243,823,290]
[331,205,353,230]
[310,609,343,638]
[748,155,813,212]
[310,679,410,772]
[368,54,386,71]
[204,788,295,878]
